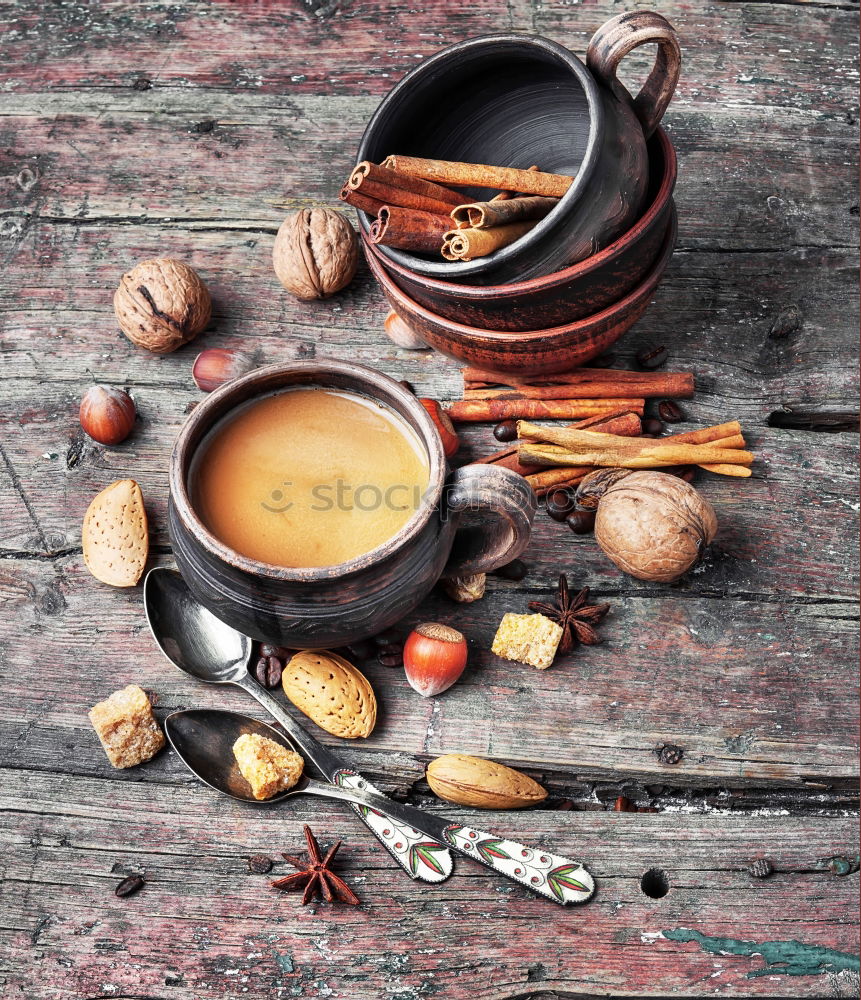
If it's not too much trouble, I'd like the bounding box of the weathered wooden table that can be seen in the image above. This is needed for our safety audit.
[1,1,858,997]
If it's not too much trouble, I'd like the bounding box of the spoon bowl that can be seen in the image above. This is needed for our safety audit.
[144,567,251,684]
[165,708,310,803]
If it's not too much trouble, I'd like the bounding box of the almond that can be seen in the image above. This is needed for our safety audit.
[281,650,376,739]
[426,753,547,810]
[82,479,149,587]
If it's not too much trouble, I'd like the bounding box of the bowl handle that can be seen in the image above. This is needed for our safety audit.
[440,464,536,578]
[586,11,681,139]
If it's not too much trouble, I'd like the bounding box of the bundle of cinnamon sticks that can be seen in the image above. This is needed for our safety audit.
[448,367,694,424]
[340,156,571,260]
[459,367,754,494]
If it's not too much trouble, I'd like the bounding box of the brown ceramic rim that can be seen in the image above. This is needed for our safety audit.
[355,33,604,279]
[364,127,676,301]
[170,360,446,582]
[366,203,677,341]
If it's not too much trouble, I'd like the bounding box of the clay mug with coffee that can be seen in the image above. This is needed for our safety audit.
[168,360,535,648]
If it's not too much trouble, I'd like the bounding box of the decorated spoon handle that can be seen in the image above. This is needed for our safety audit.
[236,677,454,884]
[309,777,595,906]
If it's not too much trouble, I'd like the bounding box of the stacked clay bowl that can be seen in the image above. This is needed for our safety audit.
[362,129,678,375]
[353,18,682,375]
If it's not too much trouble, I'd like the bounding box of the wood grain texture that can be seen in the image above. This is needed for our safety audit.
[0,770,857,999]
[0,0,858,995]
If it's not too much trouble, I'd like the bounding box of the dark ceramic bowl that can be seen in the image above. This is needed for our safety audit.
[167,360,535,647]
[355,16,680,283]
[366,205,677,377]
[364,128,676,332]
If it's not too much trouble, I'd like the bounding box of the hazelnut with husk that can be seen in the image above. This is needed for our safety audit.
[576,469,717,583]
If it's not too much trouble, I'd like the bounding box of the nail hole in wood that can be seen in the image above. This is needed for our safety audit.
[640,867,669,898]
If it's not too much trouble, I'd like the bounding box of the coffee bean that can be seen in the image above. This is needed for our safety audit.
[493,419,518,442]
[491,558,528,581]
[115,874,145,898]
[346,639,375,661]
[399,379,416,395]
[378,650,403,668]
[374,629,400,647]
[679,468,696,483]
[247,854,273,874]
[636,344,668,370]
[260,643,290,659]
[642,418,665,436]
[545,488,576,522]
[566,510,596,535]
[254,655,282,689]
[657,400,684,423]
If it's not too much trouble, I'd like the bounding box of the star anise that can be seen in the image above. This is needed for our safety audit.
[270,825,360,905]
[528,574,610,654]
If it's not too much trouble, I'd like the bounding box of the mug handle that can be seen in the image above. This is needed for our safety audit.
[586,11,682,139]
[441,464,536,577]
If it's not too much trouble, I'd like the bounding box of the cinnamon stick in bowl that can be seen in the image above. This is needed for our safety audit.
[369,206,451,253]
[348,161,463,207]
[442,221,538,261]
[450,195,558,230]
[381,155,574,199]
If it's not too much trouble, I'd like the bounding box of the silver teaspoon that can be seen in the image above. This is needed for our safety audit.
[143,567,453,884]
[166,709,595,906]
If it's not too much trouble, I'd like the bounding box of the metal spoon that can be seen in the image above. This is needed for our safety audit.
[166,708,595,906]
[143,566,453,884]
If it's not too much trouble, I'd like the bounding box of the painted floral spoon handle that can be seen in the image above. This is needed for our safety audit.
[305,775,595,905]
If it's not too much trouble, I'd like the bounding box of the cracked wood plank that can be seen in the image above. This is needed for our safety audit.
[0,771,856,998]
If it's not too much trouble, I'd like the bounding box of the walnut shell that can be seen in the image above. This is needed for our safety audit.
[114,258,211,354]
[273,208,358,300]
[594,471,718,583]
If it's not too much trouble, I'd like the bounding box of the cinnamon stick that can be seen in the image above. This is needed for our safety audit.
[450,195,558,230]
[474,411,642,476]
[369,206,451,253]
[381,155,573,198]
[517,438,754,470]
[348,161,462,207]
[447,398,646,423]
[524,468,588,496]
[462,367,695,399]
[441,221,537,261]
[352,177,460,217]
[657,421,743,445]
[339,186,385,216]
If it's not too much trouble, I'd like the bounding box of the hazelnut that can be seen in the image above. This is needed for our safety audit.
[273,208,358,300]
[114,258,211,353]
[592,470,718,583]
[384,310,428,349]
[79,385,136,445]
[192,348,257,392]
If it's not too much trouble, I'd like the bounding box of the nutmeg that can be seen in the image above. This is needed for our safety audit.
[273,208,358,300]
[114,258,211,353]
[590,470,718,583]
[79,385,136,445]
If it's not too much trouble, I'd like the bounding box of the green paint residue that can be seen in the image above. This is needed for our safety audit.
[664,928,860,979]
[273,950,294,973]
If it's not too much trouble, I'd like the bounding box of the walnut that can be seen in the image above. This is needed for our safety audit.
[114,258,211,354]
[273,208,358,300]
[591,470,718,583]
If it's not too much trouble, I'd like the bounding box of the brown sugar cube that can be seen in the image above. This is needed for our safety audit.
[232,733,304,800]
[88,684,165,768]
[491,612,563,670]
